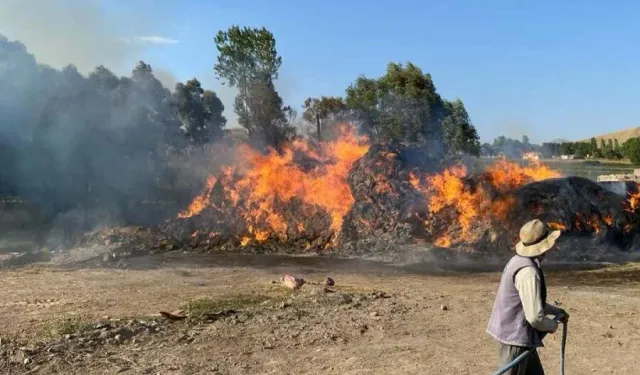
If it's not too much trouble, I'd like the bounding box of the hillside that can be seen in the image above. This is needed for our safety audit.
[579,126,640,144]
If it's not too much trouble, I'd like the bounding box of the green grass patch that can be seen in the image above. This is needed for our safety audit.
[182,289,291,320]
[48,316,94,336]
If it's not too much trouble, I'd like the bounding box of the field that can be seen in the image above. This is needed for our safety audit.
[1,251,640,374]
[473,157,638,180]
[2,156,640,375]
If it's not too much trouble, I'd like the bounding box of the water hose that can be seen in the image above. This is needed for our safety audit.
[491,317,567,375]
[560,319,567,375]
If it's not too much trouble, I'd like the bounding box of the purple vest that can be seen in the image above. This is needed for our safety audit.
[486,255,547,348]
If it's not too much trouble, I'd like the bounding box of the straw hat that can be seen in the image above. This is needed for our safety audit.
[515,219,562,257]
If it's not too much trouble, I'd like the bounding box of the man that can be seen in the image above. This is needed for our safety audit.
[487,219,569,375]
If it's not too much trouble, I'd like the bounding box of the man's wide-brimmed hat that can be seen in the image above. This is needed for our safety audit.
[515,219,561,257]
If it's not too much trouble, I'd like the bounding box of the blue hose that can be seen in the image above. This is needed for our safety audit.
[491,347,536,375]
[491,319,567,375]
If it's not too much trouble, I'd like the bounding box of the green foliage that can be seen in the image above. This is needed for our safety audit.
[345,62,442,142]
[488,136,535,158]
[172,78,226,145]
[623,137,640,164]
[442,99,480,156]
[182,293,287,321]
[302,96,346,140]
[344,62,479,155]
[214,25,292,148]
[556,138,623,160]
[49,316,93,336]
[233,77,293,149]
[214,25,282,86]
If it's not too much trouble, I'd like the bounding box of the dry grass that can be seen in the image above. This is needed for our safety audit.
[579,126,640,144]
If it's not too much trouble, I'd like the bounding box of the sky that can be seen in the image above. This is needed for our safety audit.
[2,0,640,144]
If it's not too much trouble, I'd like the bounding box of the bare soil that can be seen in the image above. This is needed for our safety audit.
[1,252,639,374]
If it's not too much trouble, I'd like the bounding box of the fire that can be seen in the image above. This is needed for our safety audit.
[413,159,562,247]
[179,131,568,250]
[426,165,482,234]
[178,124,369,244]
[548,222,567,231]
[485,160,561,192]
[625,184,640,213]
[178,176,217,218]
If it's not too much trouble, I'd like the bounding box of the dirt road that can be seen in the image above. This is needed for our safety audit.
[1,253,639,374]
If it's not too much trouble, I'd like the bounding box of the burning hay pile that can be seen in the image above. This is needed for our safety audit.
[90,124,640,261]
[163,125,370,253]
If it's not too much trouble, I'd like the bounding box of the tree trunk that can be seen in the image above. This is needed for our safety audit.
[316,113,322,142]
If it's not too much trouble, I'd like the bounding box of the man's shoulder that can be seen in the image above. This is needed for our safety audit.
[514,265,538,280]
[508,255,539,270]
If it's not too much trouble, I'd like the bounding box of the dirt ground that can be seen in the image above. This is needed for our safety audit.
[1,252,640,375]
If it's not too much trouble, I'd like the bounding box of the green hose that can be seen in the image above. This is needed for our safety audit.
[492,319,567,375]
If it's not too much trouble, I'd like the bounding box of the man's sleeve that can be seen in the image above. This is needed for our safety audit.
[514,266,558,333]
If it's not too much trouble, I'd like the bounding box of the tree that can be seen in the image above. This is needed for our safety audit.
[559,142,574,155]
[235,77,291,148]
[344,62,475,154]
[541,142,560,158]
[493,136,507,148]
[480,142,495,157]
[623,137,640,164]
[607,138,614,152]
[590,137,597,150]
[600,139,606,150]
[172,78,226,145]
[614,138,620,151]
[522,135,530,145]
[130,61,183,147]
[214,25,289,148]
[441,99,480,156]
[302,96,346,141]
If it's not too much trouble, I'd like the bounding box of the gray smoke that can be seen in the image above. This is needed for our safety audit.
[0,0,150,74]
[0,34,188,249]
[0,1,199,246]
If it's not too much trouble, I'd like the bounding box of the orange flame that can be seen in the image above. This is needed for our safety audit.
[625,184,640,213]
[178,176,217,218]
[180,133,568,249]
[485,160,561,192]
[178,124,369,243]
[413,159,562,247]
[548,222,567,231]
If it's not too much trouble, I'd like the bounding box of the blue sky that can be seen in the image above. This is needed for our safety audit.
[107,1,640,143]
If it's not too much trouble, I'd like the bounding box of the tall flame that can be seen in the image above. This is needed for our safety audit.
[179,124,369,244]
[179,133,588,249]
[177,176,217,218]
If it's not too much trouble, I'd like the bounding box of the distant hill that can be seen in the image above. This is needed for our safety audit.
[579,126,640,144]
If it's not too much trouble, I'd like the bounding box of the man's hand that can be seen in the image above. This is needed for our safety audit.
[556,310,569,323]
